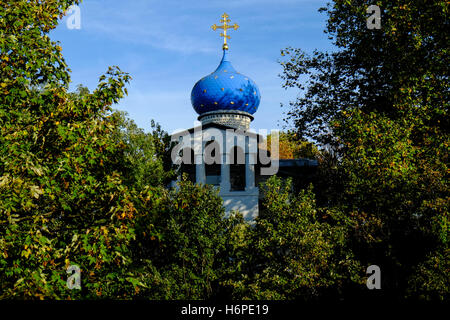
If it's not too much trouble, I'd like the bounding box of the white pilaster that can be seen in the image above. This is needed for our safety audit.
[220,155,230,192]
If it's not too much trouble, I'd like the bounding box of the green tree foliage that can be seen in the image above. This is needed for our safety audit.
[280,0,449,300]
[0,0,142,298]
[223,176,362,300]
[264,131,319,159]
[111,111,175,191]
[130,178,236,299]
[280,1,448,146]
[149,119,178,184]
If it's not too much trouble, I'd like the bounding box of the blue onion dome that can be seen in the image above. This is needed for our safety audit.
[191,50,261,115]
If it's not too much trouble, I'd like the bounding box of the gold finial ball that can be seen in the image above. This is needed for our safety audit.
[223,43,229,50]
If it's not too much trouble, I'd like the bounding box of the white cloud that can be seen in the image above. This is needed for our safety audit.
[78,1,216,54]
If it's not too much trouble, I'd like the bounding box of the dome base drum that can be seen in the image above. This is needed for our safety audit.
[198,110,254,130]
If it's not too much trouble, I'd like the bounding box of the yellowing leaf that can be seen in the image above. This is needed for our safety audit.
[30,185,44,199]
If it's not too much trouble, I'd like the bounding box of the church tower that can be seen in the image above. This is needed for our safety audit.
[172,13,262,220]
[172,13,318,219]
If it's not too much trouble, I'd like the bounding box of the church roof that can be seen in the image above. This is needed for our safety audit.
[191,50,261,115]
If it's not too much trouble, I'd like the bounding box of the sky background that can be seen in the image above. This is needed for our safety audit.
[50,0,334,134]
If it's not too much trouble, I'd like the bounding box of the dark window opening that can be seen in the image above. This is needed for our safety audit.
[230,146,245,191]
[205,140,221,185]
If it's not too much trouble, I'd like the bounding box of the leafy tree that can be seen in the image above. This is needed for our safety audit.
[0,0,143,298]
[280,1,448,147]
[224,176,362,300]
[130,178,236,299]
[264,131,319,159]
[280,0,449,300]
[149,119,178,184]
[111,111,175,191]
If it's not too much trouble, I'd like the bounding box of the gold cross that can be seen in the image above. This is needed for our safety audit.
[211,13,239,50]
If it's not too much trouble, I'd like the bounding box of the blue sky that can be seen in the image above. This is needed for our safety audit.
[50,0,334,134]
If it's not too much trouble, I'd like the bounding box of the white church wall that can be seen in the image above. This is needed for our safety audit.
[220,189,259,221]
